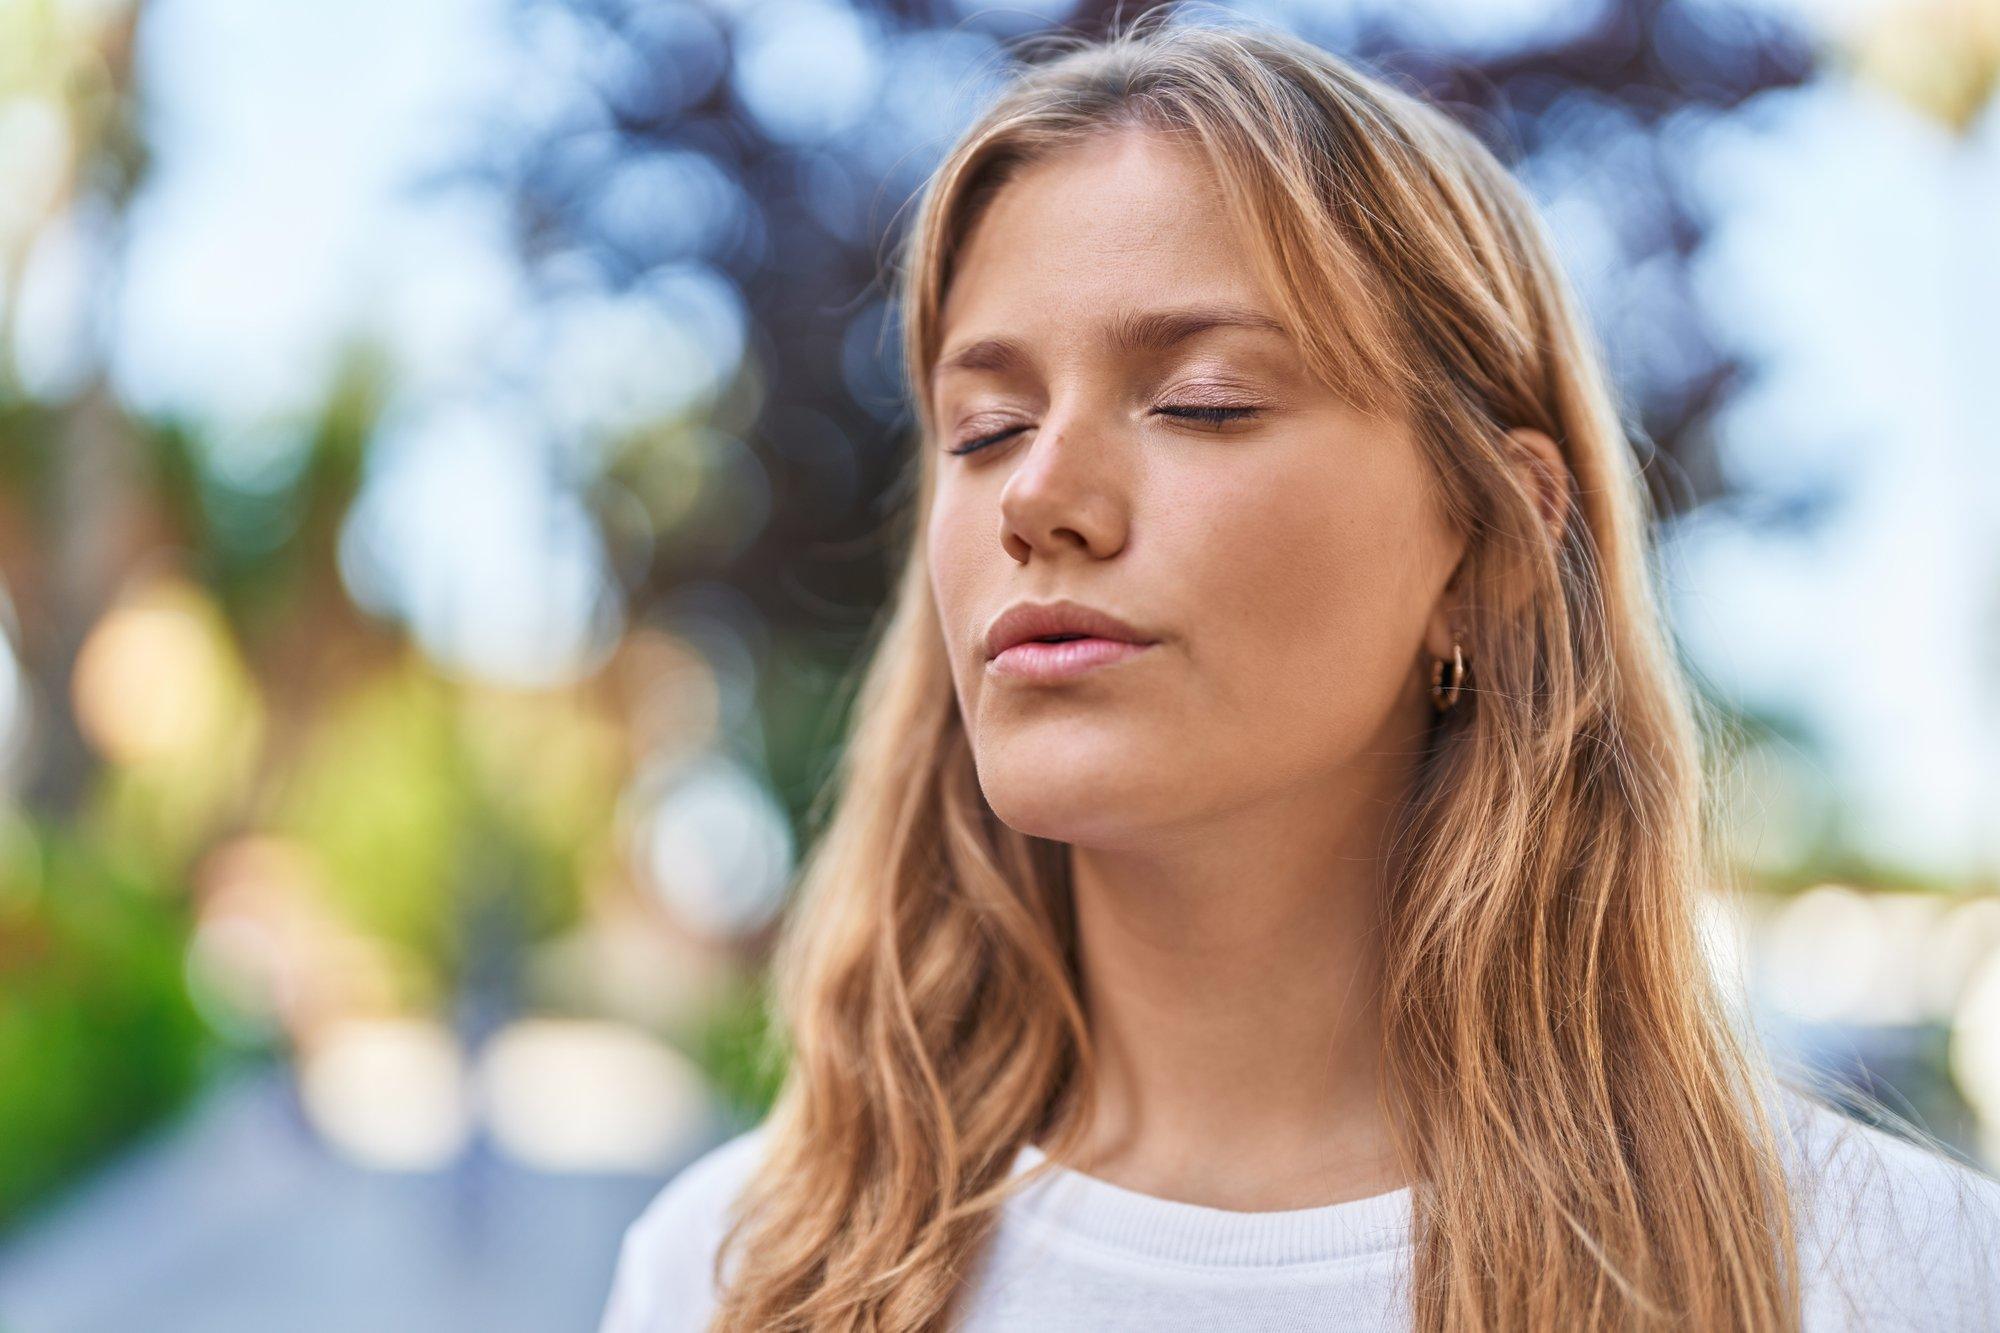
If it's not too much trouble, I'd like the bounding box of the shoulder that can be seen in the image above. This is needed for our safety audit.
[596,1123,774,1333]
[1777,1090,2000,1329]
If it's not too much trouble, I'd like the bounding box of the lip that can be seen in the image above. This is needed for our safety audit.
[983,598,1161,681]
[987,636,1157,682]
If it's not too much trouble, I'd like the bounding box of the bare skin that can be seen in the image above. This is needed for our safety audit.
[925,127,1566,1211]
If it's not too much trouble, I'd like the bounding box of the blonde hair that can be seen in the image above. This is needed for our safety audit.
[700,13,1887,1329]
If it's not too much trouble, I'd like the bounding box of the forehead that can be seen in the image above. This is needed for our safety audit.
[935,128,1273,359]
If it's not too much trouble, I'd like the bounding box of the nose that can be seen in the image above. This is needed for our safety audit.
[996,409,1129,564]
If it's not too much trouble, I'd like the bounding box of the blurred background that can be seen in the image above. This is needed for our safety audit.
[0,0,1996,1327]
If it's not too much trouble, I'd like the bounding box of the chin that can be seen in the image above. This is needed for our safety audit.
[972,741,1176,846]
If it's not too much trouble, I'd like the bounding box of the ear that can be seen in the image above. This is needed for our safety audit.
[1504,426,1570,542]
[1424,531,1470,664]
[1422,427,1570,663]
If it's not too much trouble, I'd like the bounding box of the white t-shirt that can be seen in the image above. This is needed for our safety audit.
[596,1092,2000,1331]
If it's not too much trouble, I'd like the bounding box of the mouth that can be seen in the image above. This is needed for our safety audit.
[985,634,1158,682]
[983,598,1160,664]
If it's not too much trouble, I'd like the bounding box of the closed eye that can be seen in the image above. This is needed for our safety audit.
[946,404,1261,457]
[1155,404,1260,427]
[947,425,1028,457]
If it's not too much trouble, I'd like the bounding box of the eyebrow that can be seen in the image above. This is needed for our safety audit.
[932,303,1291,384]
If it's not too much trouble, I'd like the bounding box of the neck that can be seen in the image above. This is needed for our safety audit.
[1053,765,1413,1211]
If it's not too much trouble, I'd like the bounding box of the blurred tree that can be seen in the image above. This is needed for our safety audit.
[0,0,147,819]
[493,0,1817,705]
[0,0,608,1226]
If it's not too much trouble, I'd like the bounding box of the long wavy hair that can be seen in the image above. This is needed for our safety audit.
[702,15,1840,1330]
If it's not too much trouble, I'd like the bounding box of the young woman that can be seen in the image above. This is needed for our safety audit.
[599,17,2000,1332]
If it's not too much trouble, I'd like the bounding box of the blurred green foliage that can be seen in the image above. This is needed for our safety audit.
[276,659,621,1000]
[144,345,380,630]
[0,817,213,1234]
[693,967,789,1125]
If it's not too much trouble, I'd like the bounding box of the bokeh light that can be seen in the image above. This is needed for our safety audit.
[625,750,796,940]
[296,1016,473,1171]
[474,1017,714,1171]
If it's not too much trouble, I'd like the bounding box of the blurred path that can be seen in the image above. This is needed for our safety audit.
[0,1062,726,1333]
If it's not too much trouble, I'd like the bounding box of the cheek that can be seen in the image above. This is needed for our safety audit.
[1167,452,1438,722]
[926,487,984,658]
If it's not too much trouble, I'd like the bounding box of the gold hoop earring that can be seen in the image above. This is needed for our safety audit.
[1430,642,1466,713]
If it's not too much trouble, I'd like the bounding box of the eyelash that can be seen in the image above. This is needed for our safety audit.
[947,404,1261,456]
